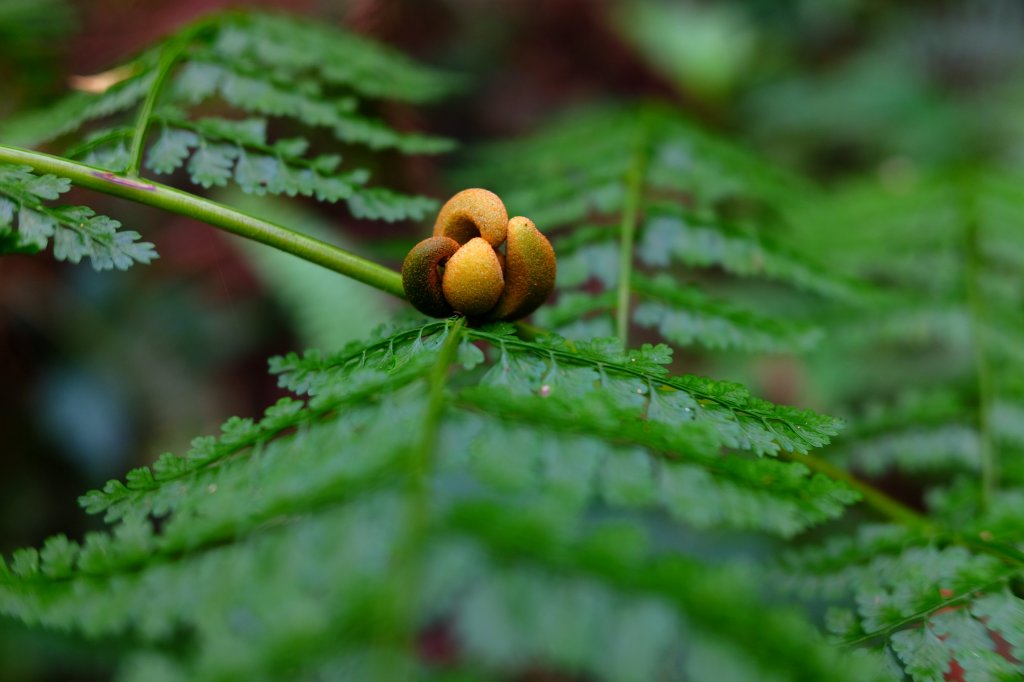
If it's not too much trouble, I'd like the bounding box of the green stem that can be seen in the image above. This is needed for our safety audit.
[413,317,465,483]
[0,144,406,298]
[786,450,1024,570]
[962,189,997,511]
[126,32,194,177]
[375,317,464,676]
[842,575,1011,647]
[614,115,650,347]
[782,450,936,533]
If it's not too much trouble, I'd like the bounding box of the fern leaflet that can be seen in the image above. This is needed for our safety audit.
[0,164,156,269]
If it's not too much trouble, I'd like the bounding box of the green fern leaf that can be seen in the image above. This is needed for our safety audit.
[3,10,452,226]
[0,321,866,679]
[462,103,860,350]
[0,164,156,269]
[776,519,1024,680]
[145,127,199,173]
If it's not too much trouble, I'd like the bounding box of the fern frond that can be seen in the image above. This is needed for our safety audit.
[782,536,1024,680]
[2,10,454,225]
[462,103,860,350]
[443,501,884,682]
[774,478,1024,679]
[795,171,1024,497]
[637,203,863,300]
[774,524,922,598]
[0,321,862,679]
[633,273,822,351]
[0,164,156,269]
[840,424,981,476]
[782,168,1024,682]
[534,274,822,352]
[465,104,797,224]
[139,120,369,202]
[822,390,982,476]
[170,60,452,153]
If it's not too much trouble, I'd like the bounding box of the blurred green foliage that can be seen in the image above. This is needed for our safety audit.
[1,1,1023,680]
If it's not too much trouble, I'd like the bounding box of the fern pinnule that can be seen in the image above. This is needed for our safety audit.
[0,163,156,269]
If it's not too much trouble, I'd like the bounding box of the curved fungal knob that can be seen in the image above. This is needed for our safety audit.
[433,188,508,247]
[402,235,461,318]
[442,237,505,316]
[489,217,556,320]
[405,190,556,321]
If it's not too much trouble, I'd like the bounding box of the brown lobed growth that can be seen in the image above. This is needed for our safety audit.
[402,189,556,320]
[401,236,461,318]
[432,188,508,247]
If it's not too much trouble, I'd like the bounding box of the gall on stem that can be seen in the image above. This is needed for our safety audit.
[402,189,556,321]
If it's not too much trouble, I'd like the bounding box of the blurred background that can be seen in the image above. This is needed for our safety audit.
[1,0,1023,679]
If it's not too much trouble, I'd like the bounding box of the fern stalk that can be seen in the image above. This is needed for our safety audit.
[782,450,935,532]
[377,318,465,678]
[841,574,1011,647]
[787,451,1024,571]
[0,144,406,297]
[126,29,199,176]
[414,318,466,482]
[962,192,997,511]
[614,113,650,346]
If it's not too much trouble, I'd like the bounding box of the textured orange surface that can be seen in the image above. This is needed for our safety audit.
[408,191,556,320]
[401,236,460,318]
[489,216,556,320]
[432,188,508,247]
[442,237,505,316]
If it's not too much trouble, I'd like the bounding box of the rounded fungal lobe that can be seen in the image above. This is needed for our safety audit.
[442,237,504,317]
[402,236,461,318]
[433,188,508,247]
[489,216,556,321]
